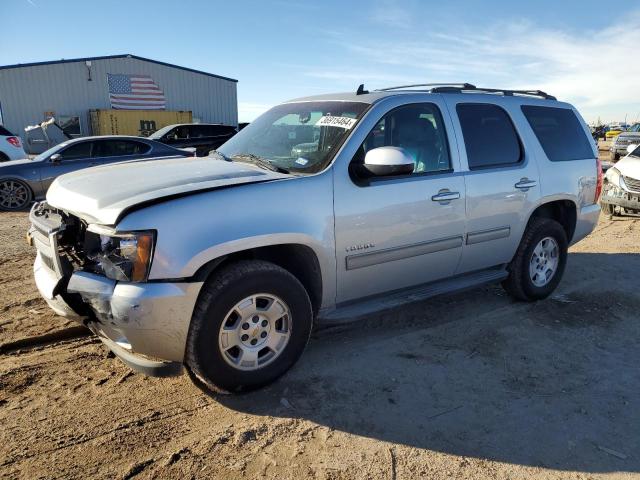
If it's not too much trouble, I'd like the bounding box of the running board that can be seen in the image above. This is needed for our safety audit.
[319,268,508,324]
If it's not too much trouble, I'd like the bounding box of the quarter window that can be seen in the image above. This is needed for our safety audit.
[456,104,522,169]
[353,103,451,177]
[521,106,595,161]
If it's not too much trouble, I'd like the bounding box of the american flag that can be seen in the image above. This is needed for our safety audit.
[107,73,166,110]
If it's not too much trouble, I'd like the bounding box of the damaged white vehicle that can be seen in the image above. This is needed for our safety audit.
[601,144,640,216]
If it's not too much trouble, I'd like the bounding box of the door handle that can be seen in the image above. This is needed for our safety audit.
[431,190,460,203]
[515,178,537,191]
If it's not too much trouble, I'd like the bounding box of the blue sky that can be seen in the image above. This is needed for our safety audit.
[3,0,640,124]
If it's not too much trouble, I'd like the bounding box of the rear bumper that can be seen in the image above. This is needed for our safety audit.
[571,203,601,245]
[33,253,202,376]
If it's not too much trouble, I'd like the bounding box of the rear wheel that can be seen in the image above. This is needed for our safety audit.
[0,152,9,162]
[0,179,32,211]
[502,218,568,301]
[185,260,313,393]
[610,150,619,162]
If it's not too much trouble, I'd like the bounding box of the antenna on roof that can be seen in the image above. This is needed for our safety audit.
[356,84,368,95]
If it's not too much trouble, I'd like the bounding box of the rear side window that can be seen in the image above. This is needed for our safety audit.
[521,106,594,161]
[193,125,235,137]
[456,104,522,169]
[94,140,150,157]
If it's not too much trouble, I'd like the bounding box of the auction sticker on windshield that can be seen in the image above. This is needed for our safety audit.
[316,116,357,129]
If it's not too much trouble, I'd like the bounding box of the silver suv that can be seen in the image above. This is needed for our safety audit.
[29,84,601,392]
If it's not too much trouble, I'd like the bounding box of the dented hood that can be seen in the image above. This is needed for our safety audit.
[46,156,287,225]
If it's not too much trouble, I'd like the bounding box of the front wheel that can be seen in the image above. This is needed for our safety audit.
[185,260,313,393]
[600,202,618,216]
[502,218,568,301]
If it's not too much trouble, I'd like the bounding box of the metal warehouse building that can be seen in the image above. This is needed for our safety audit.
[0,54,238,153]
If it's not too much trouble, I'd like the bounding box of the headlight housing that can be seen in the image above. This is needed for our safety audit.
[605,167,628,191]
[90,231,155,282]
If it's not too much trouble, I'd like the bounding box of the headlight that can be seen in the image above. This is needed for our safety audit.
[605,167,627,190]
[91,231,155,282]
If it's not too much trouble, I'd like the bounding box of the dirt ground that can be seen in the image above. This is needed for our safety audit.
[1,209,639,480]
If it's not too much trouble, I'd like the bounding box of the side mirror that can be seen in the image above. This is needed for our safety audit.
[50,153,62,163]
[363,146,414,176]
[627,144,638,155]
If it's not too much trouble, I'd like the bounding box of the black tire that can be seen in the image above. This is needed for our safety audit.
[600,201,617,216]
[185,260,313,393]
[610,150,619,162]
[0,152,9,162]
[502,217,568,302]
[0,178,33,211]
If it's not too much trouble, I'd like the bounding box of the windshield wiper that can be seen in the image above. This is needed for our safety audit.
[231,153,290,174]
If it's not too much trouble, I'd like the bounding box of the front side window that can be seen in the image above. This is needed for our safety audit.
[219,101,369,174]
[352,103,451,176]
[59,141,92,160]
[521,105,594,161]
[457,103,522,169]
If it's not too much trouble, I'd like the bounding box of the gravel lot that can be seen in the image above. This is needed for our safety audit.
[1,210,639,479]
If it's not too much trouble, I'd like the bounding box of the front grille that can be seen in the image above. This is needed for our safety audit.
[29,203,64,276]
[623,176,640,192]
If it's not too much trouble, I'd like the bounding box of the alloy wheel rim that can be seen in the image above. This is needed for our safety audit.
[0,180,29,209]
[218,293,292,371]
[529,236,559,287]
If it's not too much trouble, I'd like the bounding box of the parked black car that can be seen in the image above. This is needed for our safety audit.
[148,123,238,156]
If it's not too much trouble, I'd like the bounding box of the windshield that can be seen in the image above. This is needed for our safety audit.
[32,142,70,162]
[630,145,640,158]
[148,125,175,139]
[218,101,370,174]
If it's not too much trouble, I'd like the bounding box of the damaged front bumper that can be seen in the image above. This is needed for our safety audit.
[33,252,202,377]
[600,185,640,211]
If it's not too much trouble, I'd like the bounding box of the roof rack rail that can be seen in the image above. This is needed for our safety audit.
[377,83,476,92]
[430,85,556,100]
[374,83,556,100]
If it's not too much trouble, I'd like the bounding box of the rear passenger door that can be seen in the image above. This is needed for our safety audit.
[444,100,542,274]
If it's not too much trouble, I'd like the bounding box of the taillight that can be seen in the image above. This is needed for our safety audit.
[595,157,603,202]
[6,136,21,148]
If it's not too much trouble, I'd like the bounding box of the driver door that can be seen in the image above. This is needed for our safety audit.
[333,101,466,303]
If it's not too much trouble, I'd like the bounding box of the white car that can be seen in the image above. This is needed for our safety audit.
[0,125,27,161]
[601,143,640,215]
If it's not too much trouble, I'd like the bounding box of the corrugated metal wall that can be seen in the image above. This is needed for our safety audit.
[0,56,238,152]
